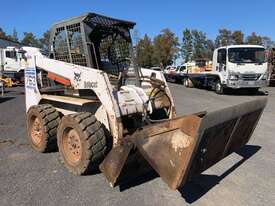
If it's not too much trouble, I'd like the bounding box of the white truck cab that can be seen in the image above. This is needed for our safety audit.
[0,47,24,73]
[212,45,268,91]
[186,45,268,94]
[0,46,43,72]
[0,46,44,82]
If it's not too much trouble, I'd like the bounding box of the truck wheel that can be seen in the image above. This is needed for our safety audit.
[184,78,193,88]
[247,88,259,95]
[215,80,224,94]
[27,104,60,153]
[183,78,189,87]
[57,113,107,175]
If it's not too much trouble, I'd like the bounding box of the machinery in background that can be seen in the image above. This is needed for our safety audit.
[25,13,267,190]
[184,45,268,94]
[0,46,43,85]
[0,75,18,87]
[164,64,187,83]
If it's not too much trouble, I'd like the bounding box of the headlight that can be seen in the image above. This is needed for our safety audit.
[229,73,239,81]
[262,73,268,80]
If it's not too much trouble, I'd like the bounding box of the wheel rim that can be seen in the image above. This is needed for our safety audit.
[62,128,82,165]
[216,82,221,92]
[31,117,43,146]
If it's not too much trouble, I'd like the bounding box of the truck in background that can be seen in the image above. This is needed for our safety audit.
[184,45,268,94]
[0,46,43,84]
[164,64,196,83]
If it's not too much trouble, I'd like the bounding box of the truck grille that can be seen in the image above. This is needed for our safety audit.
[240,74,261,81]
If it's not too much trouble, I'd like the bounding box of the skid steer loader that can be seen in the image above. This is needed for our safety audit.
[25,13,267,190]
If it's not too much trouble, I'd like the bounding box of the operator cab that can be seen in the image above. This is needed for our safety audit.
[48,13,136,86]
[36,13,138,96]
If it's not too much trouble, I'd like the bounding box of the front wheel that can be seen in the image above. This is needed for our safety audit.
[215,80,224,94]
[247,88,259,95]
[57,113,108,175]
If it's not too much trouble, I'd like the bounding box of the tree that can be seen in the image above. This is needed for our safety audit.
[192,30,208,60]
[0,27,12,41]
[0,27,7,39]
[12,28,18,42]
[39,30,51,51]
[246,32,263,45]
[21,32,41,47]
[205,39,215,60]
[262,36,275,48]
[182,28,193,62]
[215,28,233,47]
[232,30,244,45]
[132,29,141,46]
[136,34,154,68]
[152,29,179,67]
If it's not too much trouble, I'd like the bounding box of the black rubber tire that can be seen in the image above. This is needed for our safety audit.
[247,88,259,95]
[57,112,107,175]
[183,78,189,87]
[27,104,60,153]
[184,78,193,88]
[215,80,224,94]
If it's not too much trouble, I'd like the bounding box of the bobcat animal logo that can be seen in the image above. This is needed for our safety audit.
[74,72,82,86]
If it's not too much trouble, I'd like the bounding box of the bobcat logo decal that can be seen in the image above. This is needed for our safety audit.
[74,72,82,87]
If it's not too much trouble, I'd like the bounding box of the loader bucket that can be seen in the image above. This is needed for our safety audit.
[100,98,267,190]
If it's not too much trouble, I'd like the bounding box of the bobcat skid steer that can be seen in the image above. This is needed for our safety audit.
[25,13,267,190]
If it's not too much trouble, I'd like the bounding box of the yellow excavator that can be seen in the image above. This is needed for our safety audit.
[0,75,17,88]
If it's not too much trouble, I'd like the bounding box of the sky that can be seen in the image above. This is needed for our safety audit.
[0,0,274,42]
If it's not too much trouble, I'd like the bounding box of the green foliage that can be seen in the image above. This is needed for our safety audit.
[12,28,18,42]
[21,32,41,47]
[39,30,51,52]
[0,27,15,42]
[1,25,275,66]
[246,32,263,45]
[215,28,233,47]
[152,29,179,67]
[0,27,7,39]
[262,36,275,48]
[215,29,245,46]
[136,34,154,68]
[232,30,244,45]
[192,30,208,60]
[181,29,214,62]
[205,39,215,60]
[0,27,49,50]
[182,28,193,62]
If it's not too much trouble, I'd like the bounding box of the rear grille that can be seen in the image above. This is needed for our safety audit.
[240,74,261,81]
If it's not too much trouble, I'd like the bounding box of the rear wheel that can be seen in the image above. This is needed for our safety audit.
[27,104,60,153]
[57,112,108,175]
[215,80,224,94]
[184,78,193,88]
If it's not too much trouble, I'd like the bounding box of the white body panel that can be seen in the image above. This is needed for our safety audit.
[211,45,268,89]
[24,53,175,145]
[187,45,268,89]
[0,46,42,73]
